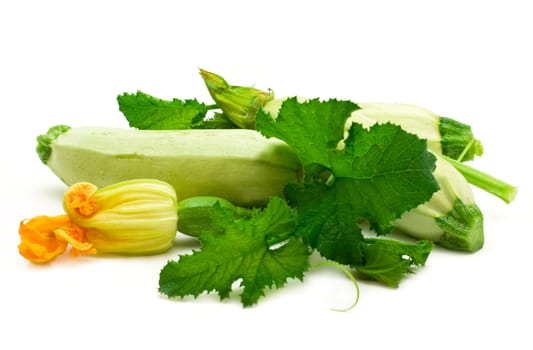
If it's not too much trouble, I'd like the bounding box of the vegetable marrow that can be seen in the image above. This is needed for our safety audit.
[260,98,483,162]
[38,125,301,207]
[395,154,484,252]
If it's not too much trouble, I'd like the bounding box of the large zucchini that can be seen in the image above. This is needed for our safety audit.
[37,125,301,207]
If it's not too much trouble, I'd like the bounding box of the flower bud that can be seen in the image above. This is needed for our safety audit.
[63,179,178,255]
[200,69,274,129]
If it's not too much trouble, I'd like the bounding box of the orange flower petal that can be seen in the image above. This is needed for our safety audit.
[18,215,70,263]
[70,246,98,257]
[64,182,98,217]
[18,215,97,263]
[54,226,96,256]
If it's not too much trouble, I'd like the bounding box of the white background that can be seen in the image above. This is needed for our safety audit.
[1,0,531,349]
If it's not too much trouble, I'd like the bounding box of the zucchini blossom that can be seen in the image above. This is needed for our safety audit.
[18,215,95,263]
[18,179,178,263]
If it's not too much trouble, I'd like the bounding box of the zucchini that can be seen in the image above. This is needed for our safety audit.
[38,125,301,207]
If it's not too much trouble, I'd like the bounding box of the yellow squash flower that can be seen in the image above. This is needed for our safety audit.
[18,179,178,263]
[18,215,95,263]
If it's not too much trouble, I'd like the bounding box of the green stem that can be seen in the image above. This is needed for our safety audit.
[36,124,71,164]
[177,196,252,237]
[311,261,360,312]
[442,155,518,204]
[439,116,484,161]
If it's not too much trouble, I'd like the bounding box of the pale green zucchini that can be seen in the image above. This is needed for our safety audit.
[37,125,301,207]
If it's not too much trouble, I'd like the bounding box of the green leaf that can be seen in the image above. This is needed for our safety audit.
[355,239,434,287]
[257,98,439,277]
[158,197,310,307]
[332,122,439,234]
[198,112,239,129]
[117,91,209,130]
[257,97,358,166]
[285,180,365,265]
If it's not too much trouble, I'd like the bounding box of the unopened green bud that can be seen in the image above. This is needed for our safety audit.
[200,69,274,129]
